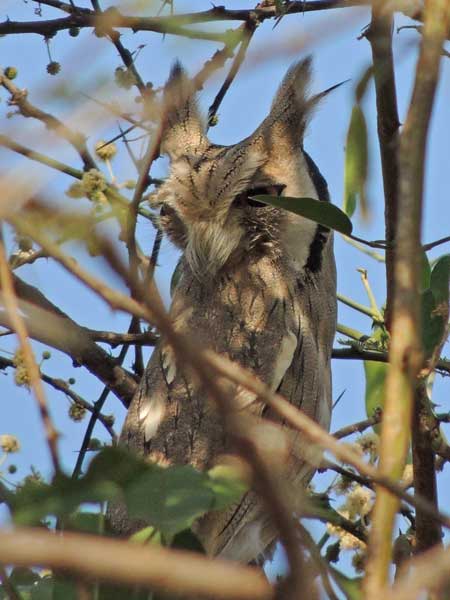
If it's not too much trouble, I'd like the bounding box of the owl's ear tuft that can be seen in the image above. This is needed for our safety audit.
[161,62,209,160]
[257,56,323,149]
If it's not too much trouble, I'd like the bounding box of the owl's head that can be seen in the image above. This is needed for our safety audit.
[151,58,329,278]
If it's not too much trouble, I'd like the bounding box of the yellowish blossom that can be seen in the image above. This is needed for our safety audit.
[94,140,117,161]
[0,434,20,453]
[356,432,379,461]
[341,485,373,519]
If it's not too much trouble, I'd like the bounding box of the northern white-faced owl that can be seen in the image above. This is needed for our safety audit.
[110,57,337,564]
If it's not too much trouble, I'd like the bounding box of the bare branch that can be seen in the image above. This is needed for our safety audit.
[0,355,116,440]
[365,7,400,330]
[365,0,450,595]
[412,382,442,552]
[0,70,97,171]
[0,237,61,473]
[0,275,138,406]
[333,411,382,439]
[207,20,256,127]
[0,134,83,179]
[422,234,450,251]
[0,528,272,600]
[86,329,158,347]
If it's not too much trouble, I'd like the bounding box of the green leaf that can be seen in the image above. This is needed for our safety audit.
[124,465,215,537]
[421,254,449,359]
[129,526,162,545]
[330,568,363,600]
[171,529,205,554]
[13,474,117,526]
[253,195,353,236]
[9,568,40,586]
[30,578,77,600]
[66,511,105,535]
[206,464,248,511]
[364,361,387,431]
[420,249,432,292]
[421,289,446,359]
[30,578,53,600]
[13,448,148,525]
[430,254,450,306]
[355,65,373,103]
[343,105,368,218]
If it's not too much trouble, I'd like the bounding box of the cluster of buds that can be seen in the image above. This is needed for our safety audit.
[0,434,20,453]
[66,168,108,205]
[115,67,137,90]
[94,140,117,162]
[13,348,31,388]
[68,402,87,422]
[355,432,379,463]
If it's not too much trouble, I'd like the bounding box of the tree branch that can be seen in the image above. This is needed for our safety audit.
[365,0,450,596]
[0,355,116,440]
[365,6,400,330]
[0,237,61,473]
[333,411,382,439]
[411,382,442,552]
[0,528,272,600]
[0,71,97,171]
[0,134,84,179]
[13,209,450,541]
[0,275,138,406]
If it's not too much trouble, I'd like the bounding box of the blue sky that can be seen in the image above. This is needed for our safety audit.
[1,0,449,572]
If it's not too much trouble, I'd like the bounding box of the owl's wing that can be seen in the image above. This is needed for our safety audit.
[115,261,334,562]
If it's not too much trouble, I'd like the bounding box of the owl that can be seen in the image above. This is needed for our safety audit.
[110,57,337,564]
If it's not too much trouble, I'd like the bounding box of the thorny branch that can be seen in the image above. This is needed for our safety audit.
[0,0,433,39]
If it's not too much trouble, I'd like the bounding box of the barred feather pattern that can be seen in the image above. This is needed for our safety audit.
[109,57,337,563]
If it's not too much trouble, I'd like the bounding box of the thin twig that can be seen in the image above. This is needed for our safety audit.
[336,323,366,340]
[357,269,384,322]
[126,121,164,286]
[337,292,383,322]
[333,412,382,439]
[0,565,21,600]
[0,236,61,473]
[0,274,138,406]
[422,235,450,251]
[346,234,387,249]
[0,355,116,440]
[207,20,255,127]
[72,317,140,479]
[342,234,385,262]
[0,134,83,179]
[87,328,158,346]
[0,71,97,171]
[332,347,450,375]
